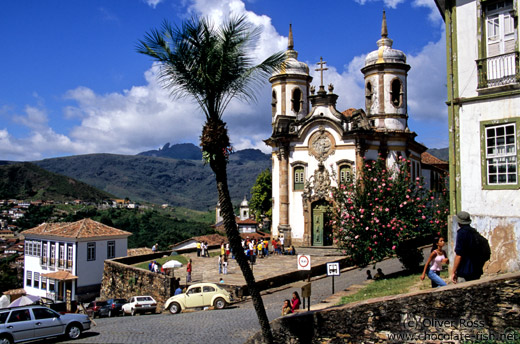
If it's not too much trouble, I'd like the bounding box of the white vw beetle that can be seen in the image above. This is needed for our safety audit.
[164,283,233,314]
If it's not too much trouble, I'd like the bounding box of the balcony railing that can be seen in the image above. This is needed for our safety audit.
[477,51,520,88]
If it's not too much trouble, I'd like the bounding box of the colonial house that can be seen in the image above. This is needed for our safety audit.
[22,218,131,301]
[435,0,520,272]
[267,15,436,247]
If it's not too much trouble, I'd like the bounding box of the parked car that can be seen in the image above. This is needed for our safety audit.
[85,300,107,318]
[98,298,127,317]
[121,296,157,316]
[0,305,91,344]
[164,282,233,314]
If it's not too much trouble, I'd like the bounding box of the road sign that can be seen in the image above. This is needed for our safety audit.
[327,262,340,276]
[297,254,311,270]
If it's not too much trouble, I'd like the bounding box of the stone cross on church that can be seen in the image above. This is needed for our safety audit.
[315,57,328,93]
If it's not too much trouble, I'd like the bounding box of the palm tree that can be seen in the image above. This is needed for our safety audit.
[137,15,284,343]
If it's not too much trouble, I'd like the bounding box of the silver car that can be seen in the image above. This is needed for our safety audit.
[0,305,91,344]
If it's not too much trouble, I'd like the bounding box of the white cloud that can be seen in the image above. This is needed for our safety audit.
[144,0,163,8]
[407,30,447,122]
[353,0,406,9]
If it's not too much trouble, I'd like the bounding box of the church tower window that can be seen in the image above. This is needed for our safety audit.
[294,166,305,190]
[291,88,302,113]
[391,78,403,107]
[365,82,373,111]
[271,90,277,116]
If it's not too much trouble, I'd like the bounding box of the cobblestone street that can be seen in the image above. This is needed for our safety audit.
[50,251,409,344]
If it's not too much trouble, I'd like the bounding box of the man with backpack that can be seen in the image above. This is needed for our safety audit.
[451,211,491,283]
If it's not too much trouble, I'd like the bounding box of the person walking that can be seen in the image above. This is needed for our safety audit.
[223,256,228,275]
[218,255,223,274]
[186,259,192,282]
[421,236,449,287]
[451,211,487,283]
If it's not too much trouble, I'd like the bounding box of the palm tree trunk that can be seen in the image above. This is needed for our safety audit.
[203,119,273,344]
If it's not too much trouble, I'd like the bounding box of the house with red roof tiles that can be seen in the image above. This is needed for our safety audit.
[22,218,131,302]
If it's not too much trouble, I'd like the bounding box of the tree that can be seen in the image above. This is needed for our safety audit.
[249,169,272,222]
[330,156,448,270]
[137,16,284,343]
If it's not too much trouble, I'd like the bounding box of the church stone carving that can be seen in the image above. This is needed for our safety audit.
[309,126,335,162]
[302,163,331,209]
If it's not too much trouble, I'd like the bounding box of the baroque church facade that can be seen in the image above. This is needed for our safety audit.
[266,14,429,247]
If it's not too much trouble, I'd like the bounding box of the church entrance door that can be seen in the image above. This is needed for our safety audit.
[311,200,332,246]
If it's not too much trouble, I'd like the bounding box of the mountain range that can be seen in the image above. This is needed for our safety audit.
[3,143,448,211]
[33,144,271,210]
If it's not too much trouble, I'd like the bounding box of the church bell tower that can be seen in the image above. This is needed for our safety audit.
[361,11,410,132]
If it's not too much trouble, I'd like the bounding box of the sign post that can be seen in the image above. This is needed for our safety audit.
[297,255,311,310]
[326,262,340,294]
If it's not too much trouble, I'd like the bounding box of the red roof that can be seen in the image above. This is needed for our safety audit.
[22,218,132,239]
[421,152,448,166]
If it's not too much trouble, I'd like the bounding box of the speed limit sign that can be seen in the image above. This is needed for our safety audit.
[297,254,311,270]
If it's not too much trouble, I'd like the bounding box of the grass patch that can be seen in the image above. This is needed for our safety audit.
[339,269,449,305]
[133,255,188,270]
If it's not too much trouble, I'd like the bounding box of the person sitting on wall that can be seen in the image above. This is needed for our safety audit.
[374,268,385,280]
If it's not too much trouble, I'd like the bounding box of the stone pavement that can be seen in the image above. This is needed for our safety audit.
[173,247,345,289]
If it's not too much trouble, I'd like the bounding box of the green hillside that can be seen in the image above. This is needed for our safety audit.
[0,162,114,202]
[34,149,270,211]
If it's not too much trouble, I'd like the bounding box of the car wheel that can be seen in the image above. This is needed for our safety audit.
[0,335,13,344]
[66,323,82,340]
[214,297,227,309]
[169,302,181,314]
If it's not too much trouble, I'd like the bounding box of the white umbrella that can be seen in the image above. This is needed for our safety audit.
[9,295,40,307]
[162,260,183,269]
[0,295,10,309]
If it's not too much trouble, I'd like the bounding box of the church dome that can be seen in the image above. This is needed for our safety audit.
[365,12,407,67]
[273,25,309,76]
[240,196,249,207]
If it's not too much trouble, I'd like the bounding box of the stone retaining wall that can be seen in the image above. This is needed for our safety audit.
[100,255,175,310]
[246,272,520,344]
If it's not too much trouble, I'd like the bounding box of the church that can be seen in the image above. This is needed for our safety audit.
[266,13,439,247]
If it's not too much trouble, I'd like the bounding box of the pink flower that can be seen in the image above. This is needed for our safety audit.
[392,245,396,250]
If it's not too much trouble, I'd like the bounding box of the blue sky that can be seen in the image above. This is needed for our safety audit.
[0,0,446,161]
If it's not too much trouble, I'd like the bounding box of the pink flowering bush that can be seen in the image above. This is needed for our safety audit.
[330,156,448,268]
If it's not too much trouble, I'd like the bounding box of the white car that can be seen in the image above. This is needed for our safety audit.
[164,283,233,314]
[121,296,157,316]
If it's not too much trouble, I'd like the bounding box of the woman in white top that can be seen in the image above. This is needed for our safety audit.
[421,236,449,287]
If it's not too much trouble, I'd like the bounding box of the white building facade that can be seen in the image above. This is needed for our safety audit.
[23,218,131,301]
[436,0,520,272]
[267,17,428,247]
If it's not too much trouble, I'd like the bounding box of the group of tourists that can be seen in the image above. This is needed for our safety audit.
[196,241,210,257]
[148,260,165,274]
[281,291,301,316]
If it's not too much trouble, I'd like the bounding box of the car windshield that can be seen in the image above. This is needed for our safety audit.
[136,297,152,302]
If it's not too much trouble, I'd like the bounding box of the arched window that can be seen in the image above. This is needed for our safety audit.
[271,90,277,116]
[365,82,373,111]
[291,88,302,113]
[294,166,305,190]
[339,165,352,185]
[391,79,403,107]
